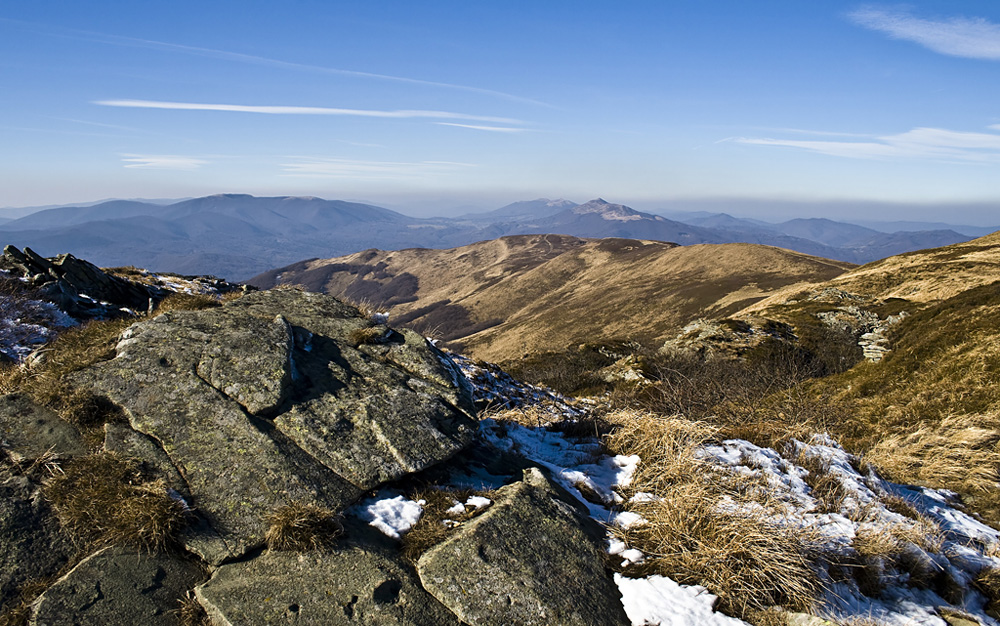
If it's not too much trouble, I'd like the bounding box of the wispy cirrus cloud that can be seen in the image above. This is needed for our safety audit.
[434,122,528,133]
[121,154,208,170]
[95,99,523,126]
[849,6,1000,60]
[280,157,475,180]
[733,126,1000,162]
[1,18,549,107]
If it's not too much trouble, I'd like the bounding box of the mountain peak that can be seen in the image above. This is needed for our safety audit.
[571,198,645,221]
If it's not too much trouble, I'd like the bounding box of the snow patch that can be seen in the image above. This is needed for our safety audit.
[356,493,425,539]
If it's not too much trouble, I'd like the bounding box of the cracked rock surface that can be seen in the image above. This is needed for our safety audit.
[196,547,462,626]
[70,289,477,560]
[30,546,206,626]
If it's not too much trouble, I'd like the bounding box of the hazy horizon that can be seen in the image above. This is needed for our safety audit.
[4,2,1000,223]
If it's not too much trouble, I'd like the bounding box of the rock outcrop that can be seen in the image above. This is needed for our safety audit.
[69,289,477,560]
[0,246,156,318]
[1,285,634,625]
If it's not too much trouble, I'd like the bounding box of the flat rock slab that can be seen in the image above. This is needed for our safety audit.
[417,467,630,626]
[0,464,73,608]
[70,290,476,558]
[0,394,87,461]
[30,546,206,626]
[195,548,462,625]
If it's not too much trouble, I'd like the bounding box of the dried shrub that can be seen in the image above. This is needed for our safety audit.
[265,503,343,551]
[43,452,188,551]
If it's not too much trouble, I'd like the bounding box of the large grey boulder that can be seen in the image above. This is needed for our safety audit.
[195,548,462,625]
[70,289,477,559]
[0,462,74,609]
[29,546,206,626]
[417,467,630,626]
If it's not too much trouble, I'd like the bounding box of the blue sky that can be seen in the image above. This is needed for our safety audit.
[3,1,1000,222]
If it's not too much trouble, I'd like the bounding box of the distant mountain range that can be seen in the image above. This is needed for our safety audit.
[0,194,988,280]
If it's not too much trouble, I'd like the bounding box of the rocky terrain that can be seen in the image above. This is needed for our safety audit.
[3,240,1000,626]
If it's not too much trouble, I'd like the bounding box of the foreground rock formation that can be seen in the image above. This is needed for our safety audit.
[0,288,627,625]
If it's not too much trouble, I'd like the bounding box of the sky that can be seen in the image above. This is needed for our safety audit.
[2,1,1000,223]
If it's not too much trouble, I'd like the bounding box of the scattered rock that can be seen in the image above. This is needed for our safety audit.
[417,467,629,626]
[195,548,461,625]
[29,546,206,626]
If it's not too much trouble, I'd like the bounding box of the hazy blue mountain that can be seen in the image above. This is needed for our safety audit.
[0,194,982,281]
[852,220,999,238]
[460,198,578,221]
[771,218,884,248]
[505,198,727,244]
[675,212,778,233]
[665,211,973,263]
[2,200,166,230]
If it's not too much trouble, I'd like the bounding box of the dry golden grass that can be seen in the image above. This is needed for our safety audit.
[264,503,343,551]
[347,325,388,346]
[0,574,59,626]
[43,452,188,551]
[0,318,132,444]
[152,292,222,314]
[348,297,389,321]
[606,410,824,619]
[851,518,948,597]
[796,452,853,515]
[863,415,1000,498]
[974,565,1000,612]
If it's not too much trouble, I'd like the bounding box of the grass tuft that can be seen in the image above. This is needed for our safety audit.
[348,325,388,346]
[265,503,343,551]
[401,487,494,564]
[175,591,211,626]
[0,575,58,626]
[152,293,222,314]
[606,410,824,619]
[43,452,188,551]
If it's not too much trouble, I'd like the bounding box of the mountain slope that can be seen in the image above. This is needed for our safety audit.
[250,234,852,362]
[740,230,1000,313]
